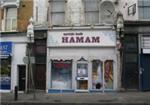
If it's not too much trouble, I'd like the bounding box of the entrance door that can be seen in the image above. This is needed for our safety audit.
[140,54,150,91]
[76,59,88,92]
[18,65,26,91]
[122,35,139,89]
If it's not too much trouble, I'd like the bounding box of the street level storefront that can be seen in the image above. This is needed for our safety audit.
[0,42,12,92]
[47,27,118,93]
[0,34,27,92]
[123,21,150,91]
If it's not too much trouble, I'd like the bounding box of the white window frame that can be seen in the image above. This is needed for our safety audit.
[3,7,17,32]
[83,0,100,25]
[49,0,66,26]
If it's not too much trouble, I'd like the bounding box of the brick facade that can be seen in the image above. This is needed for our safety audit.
[18,0,33,32]
[0,8,4,31]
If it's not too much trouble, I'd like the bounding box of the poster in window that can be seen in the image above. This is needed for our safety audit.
[104,60,113,89]
[0,59,11,90]
[92,60,103,89]
[77,63,88,77]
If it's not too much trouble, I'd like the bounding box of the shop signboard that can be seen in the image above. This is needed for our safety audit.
[0,42,12,56]
[0,42,12,90]
[48,30,116,47]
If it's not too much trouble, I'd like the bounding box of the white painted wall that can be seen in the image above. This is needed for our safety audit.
[33,0,48,24]
[118,0,139,20]
[1,36,27,92]
[11,43,26,91]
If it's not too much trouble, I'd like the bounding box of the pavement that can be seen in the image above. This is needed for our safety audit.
[1,91,150,105]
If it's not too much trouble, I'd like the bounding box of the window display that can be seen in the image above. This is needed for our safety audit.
[51,60,72,89]
[77,63,88,77]
[92,60,103,89]
[104,60,113,89]
[0,59,11,90]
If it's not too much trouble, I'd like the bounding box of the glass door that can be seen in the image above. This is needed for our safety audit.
[76,58,88,92]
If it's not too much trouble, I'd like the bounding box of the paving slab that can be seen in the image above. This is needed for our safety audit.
[1,92,150,105]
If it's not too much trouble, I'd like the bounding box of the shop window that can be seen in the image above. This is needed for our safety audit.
[51,60,72,89]
[77,63,88,77]
[76,57,88,90]
[0,59,11,90]
[92,60,103,89]
[104,60,113,89]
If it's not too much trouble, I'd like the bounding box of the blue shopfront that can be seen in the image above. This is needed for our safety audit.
[0,42,12,91]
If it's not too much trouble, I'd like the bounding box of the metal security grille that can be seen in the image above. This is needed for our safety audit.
[141,35,150,49]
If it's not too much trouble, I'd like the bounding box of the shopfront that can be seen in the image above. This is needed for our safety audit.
[0,42,12,92]
[47,27,118,93]
[1,34,27,92]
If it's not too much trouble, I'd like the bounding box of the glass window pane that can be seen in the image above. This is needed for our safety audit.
[85,0,99,11]
[77,63,88,77]
[104,60,113,89]
[85,12,99,24]
[0,59,11,90]
[5,19,11,31]
[5,8,17,31]
[12,18,17,30]
[51,1,65,12]
[92,60,103,89]
[51,60,72,89]
[52,13,65,25]
[77,80,88,90]
[84,0,99,24]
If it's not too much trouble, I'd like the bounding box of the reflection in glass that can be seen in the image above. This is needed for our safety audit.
[77,63,88,77]
[92,60,103,89]
[51,60,72,89]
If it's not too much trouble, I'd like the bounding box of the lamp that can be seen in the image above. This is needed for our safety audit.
[116,12,124,90]
[116,12,124,39]
[27,17,34,43]
[26,17,36,99]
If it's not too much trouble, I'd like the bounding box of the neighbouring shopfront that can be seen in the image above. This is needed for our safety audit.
[47,27,118,93]
[0,42,12,92]
[1,34,27,92]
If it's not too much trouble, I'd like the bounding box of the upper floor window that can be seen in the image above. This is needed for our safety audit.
[50,0,66,26]
[84,0,99,25]
[5,7,17,31]
[139,0,150,20]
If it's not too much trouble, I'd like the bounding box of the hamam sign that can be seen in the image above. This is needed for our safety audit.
[48,30,116,47]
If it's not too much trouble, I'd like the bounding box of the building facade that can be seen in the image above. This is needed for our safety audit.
[1,0,149,93]
[46,0,123,93]
[0,0,33,92]
[122,0,150,91]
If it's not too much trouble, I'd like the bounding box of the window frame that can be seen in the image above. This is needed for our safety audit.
[49,0,66,26]
[83,0,100,25]
[3,7,17,32]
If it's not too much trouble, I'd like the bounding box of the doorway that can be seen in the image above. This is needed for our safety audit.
[76,58,88,92]
[18,65,26,91]
[122,35,139,89]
